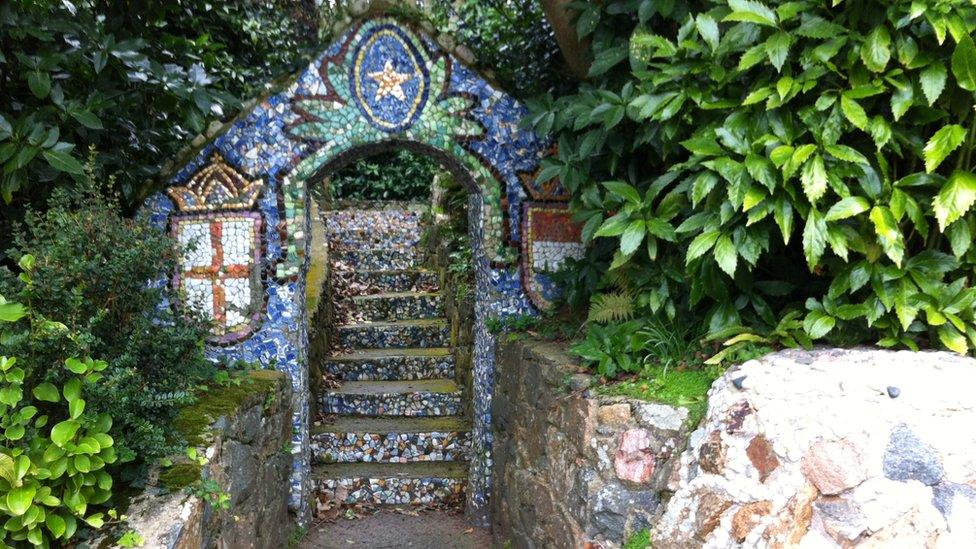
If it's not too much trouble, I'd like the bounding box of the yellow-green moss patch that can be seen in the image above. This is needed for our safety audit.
[174,370,281,446]
[158,462,203,490]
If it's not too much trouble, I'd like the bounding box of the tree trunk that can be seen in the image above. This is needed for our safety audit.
[540,0,589,80]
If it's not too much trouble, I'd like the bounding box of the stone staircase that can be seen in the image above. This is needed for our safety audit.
[312,206,471,507]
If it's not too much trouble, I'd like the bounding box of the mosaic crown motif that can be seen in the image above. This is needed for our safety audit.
[168,154,263,212]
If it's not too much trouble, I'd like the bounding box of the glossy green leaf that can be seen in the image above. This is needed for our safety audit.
[800,154,828,203]
[713,235,737,276]
[802,209,828,269]
[804,310,836,339]
[725,0,778,27]
[861,26,891,72]
[50,420,80,447]
[933,171,976,231]
[924,125,966,173]
[825,197,871,221]
[870,206,905,266]
[920,62,947,105]
[32,383,60,403]
[840,96,868,130]
[951,35,976,91]
[7,485,36,516]
[42,150,84,174]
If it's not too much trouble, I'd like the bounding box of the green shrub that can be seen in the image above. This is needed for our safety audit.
[531,0,976,354]
[1,181,214,470]
[0,283,117,547]
[321,150,441,201]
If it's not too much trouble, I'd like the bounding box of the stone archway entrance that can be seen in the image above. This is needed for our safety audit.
[143,16,582,524]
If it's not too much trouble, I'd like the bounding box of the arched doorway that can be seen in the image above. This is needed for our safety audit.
[143,17,581,525]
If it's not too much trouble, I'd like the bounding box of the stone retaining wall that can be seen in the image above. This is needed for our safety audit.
[491,339,691,548]
[119,370,294,549]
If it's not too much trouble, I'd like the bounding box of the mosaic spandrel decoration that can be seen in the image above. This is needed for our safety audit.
[169,155,266,344]
[521,203,585,310]
[141,16,573,525]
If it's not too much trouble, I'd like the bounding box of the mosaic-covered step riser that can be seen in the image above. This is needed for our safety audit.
[312,431,471,464]
[315,476,464,506]
[323,350,455,381]
[325,209,424,251]
[333,248,423,271]
[320,391,462,417]
[352,292,442,322]
[336,321,449,349]
[345,269,439,295]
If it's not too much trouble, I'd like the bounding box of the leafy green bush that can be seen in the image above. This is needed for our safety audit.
[0,0,319,233]
[1,181,214,470]
[321,150,441,201]
[532,0,976,354]
[0,284,117,547]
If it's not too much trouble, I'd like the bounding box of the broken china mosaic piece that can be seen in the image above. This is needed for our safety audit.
[521,203,585,310]
[336,319,450,349]
[323,350,456,381]
[315,472,465,506]
[312,429,471,464]
[142,17,574,524]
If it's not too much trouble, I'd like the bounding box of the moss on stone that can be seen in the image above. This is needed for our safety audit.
[174,370,281,446]
[158,462,203,490]
[597,366,719,428]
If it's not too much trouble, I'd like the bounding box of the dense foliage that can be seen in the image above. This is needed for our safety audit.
[0,178,214,471]
[0,0,319,229]
[426,0,573,97]
[0,288,117,546]
[531,0,976,360]
[323,150,441,201]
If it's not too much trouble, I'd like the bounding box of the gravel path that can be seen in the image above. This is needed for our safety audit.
[300,509,493,549]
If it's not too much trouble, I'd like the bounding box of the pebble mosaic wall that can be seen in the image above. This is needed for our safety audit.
[142,17,583,524]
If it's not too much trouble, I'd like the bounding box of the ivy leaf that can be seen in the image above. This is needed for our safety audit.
[920,62,947,105]
[933,170,976,231]
[840,95,868,130]
[725,0,778,27]
[861,26,891,72]
[802,209,828,269]
[825,196,871,221]
[923,124,966,173]
[713,234,737,276]
[800,154,828,203]
[870,206,905,266]
[951,35,976,91]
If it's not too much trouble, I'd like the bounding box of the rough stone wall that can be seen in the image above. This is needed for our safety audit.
[121,371,294,549]
[492,340,691,548]
[653,348,976,548]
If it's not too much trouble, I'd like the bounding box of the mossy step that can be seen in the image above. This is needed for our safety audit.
[312,461,467,506]
[351,291,443,322]
[336,319,449,349]
[333,248,422,271]
[323,348,455,381]
[319,379,462,417]
[346,269,439,294]
[313,460,468,480]
[311,417,471,464]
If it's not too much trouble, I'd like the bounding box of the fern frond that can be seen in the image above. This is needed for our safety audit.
[588,292,635,324]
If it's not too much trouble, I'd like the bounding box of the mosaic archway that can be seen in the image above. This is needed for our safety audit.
[142,18,583,523]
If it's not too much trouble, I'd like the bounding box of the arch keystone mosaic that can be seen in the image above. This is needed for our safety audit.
[142,16,583,524]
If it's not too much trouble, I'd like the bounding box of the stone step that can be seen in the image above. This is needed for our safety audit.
[319,379,462,417]
[332,248,422,271]
[351,291,442,322]
[336,319,449,349]
[325,209,424,249]
[323,348,455,381]
[311,417,471,464]
[313,461,466,506]
[346,269,439,294]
